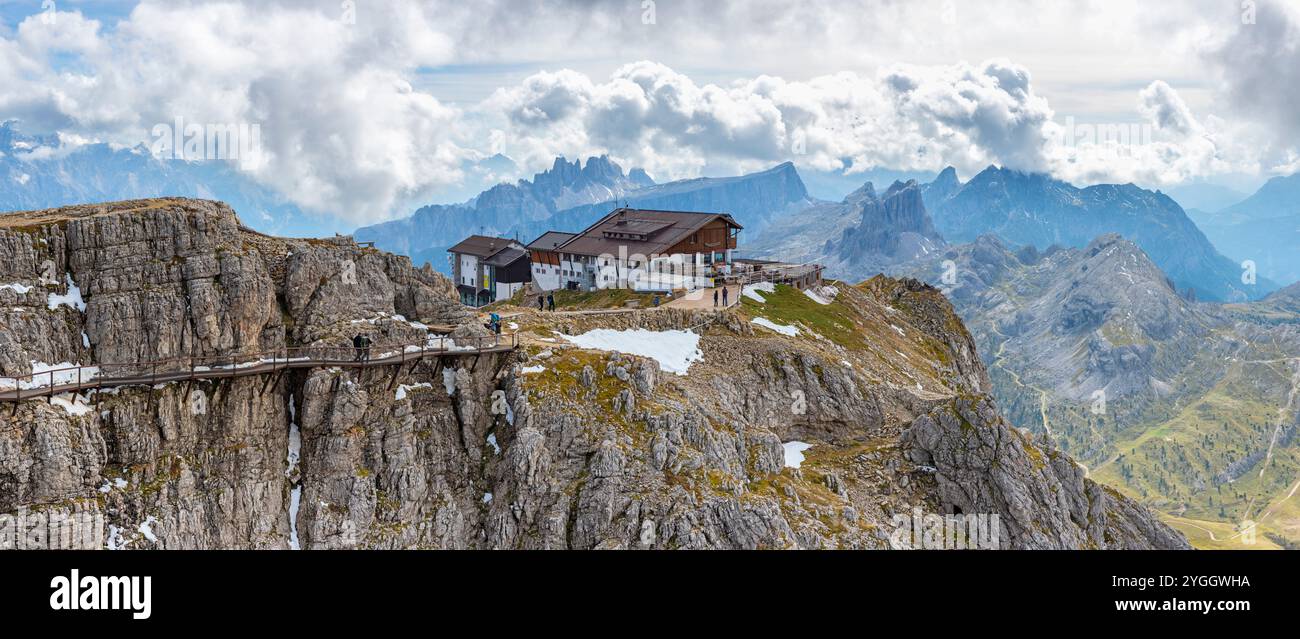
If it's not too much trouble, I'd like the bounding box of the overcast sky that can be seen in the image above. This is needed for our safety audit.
[2,0,1298,224]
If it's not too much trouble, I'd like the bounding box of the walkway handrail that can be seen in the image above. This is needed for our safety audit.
[723,262,823,287]
[0,331,518,401]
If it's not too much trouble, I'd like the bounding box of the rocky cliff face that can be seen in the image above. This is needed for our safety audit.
[749,178,945,283]
[0,199,477,549]
[830,180,943,266]
[0,199,1186,549]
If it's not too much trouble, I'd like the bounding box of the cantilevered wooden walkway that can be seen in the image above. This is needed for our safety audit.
[0,333,516,404]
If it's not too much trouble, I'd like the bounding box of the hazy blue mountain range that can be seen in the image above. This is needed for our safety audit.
[922,165,1274,302]
[1187,174,1300,286]
[355,158,813,272]
[799,166,936,201]
[1160,181,1248,214]
[540,161,811,239]
[0,121,329,237]
[354,155,655,270]
[4,112,1286,295]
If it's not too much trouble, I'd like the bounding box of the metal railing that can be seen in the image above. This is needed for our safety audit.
[0,332,517,402]
[722,262,824,288]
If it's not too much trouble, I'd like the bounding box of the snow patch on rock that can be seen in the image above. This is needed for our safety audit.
[47,274,85,312]
[751,317,800,336]
[559,328,703,375]
[742,282,775,303]
[803,285,838,305]
[783,441,813,468]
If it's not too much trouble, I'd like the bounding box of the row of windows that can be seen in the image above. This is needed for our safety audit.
[530,252,732,274]
[534,265,585,276]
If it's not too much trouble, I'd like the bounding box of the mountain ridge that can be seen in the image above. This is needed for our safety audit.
[1190,173,1300,286]
[0,197,1187,549]
[922,165,1273,302]
[356,159,814,271]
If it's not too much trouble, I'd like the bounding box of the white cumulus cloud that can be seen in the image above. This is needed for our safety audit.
[0,0,1297,226]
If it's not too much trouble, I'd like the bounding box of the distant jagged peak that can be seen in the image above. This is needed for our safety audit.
[627,167,655,187]
[491,154,659,213]
[921,165,965,209]
[0,119,59,154]
[882,179,920,199]
[1066,234,1187,304]
[739,160,810,200]
[970,164,1004,181]
[952,164,1018,196]
[962,164,1074,192]
[527,154,635,189]
[934,165,960,187]
[830,174,941,265]
[1077,233,1163,270]
[1083,231,1129,251]
[844,181,877,204]
[970,233,1012,252]
[579,154,623,182]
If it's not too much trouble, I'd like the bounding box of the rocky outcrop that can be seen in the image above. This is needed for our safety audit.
[832,180,943,265]
[902,396,1189,549]
[747,178,947,285]
[474,275,1183,549]
[0,199,482,549]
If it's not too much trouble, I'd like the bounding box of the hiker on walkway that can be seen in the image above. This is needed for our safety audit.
[360,335,372,362]
[538,294,545,311]
[352,334,364,362]
[713,288,719,307]
[722,286,729,307]
[547,293,555,311]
